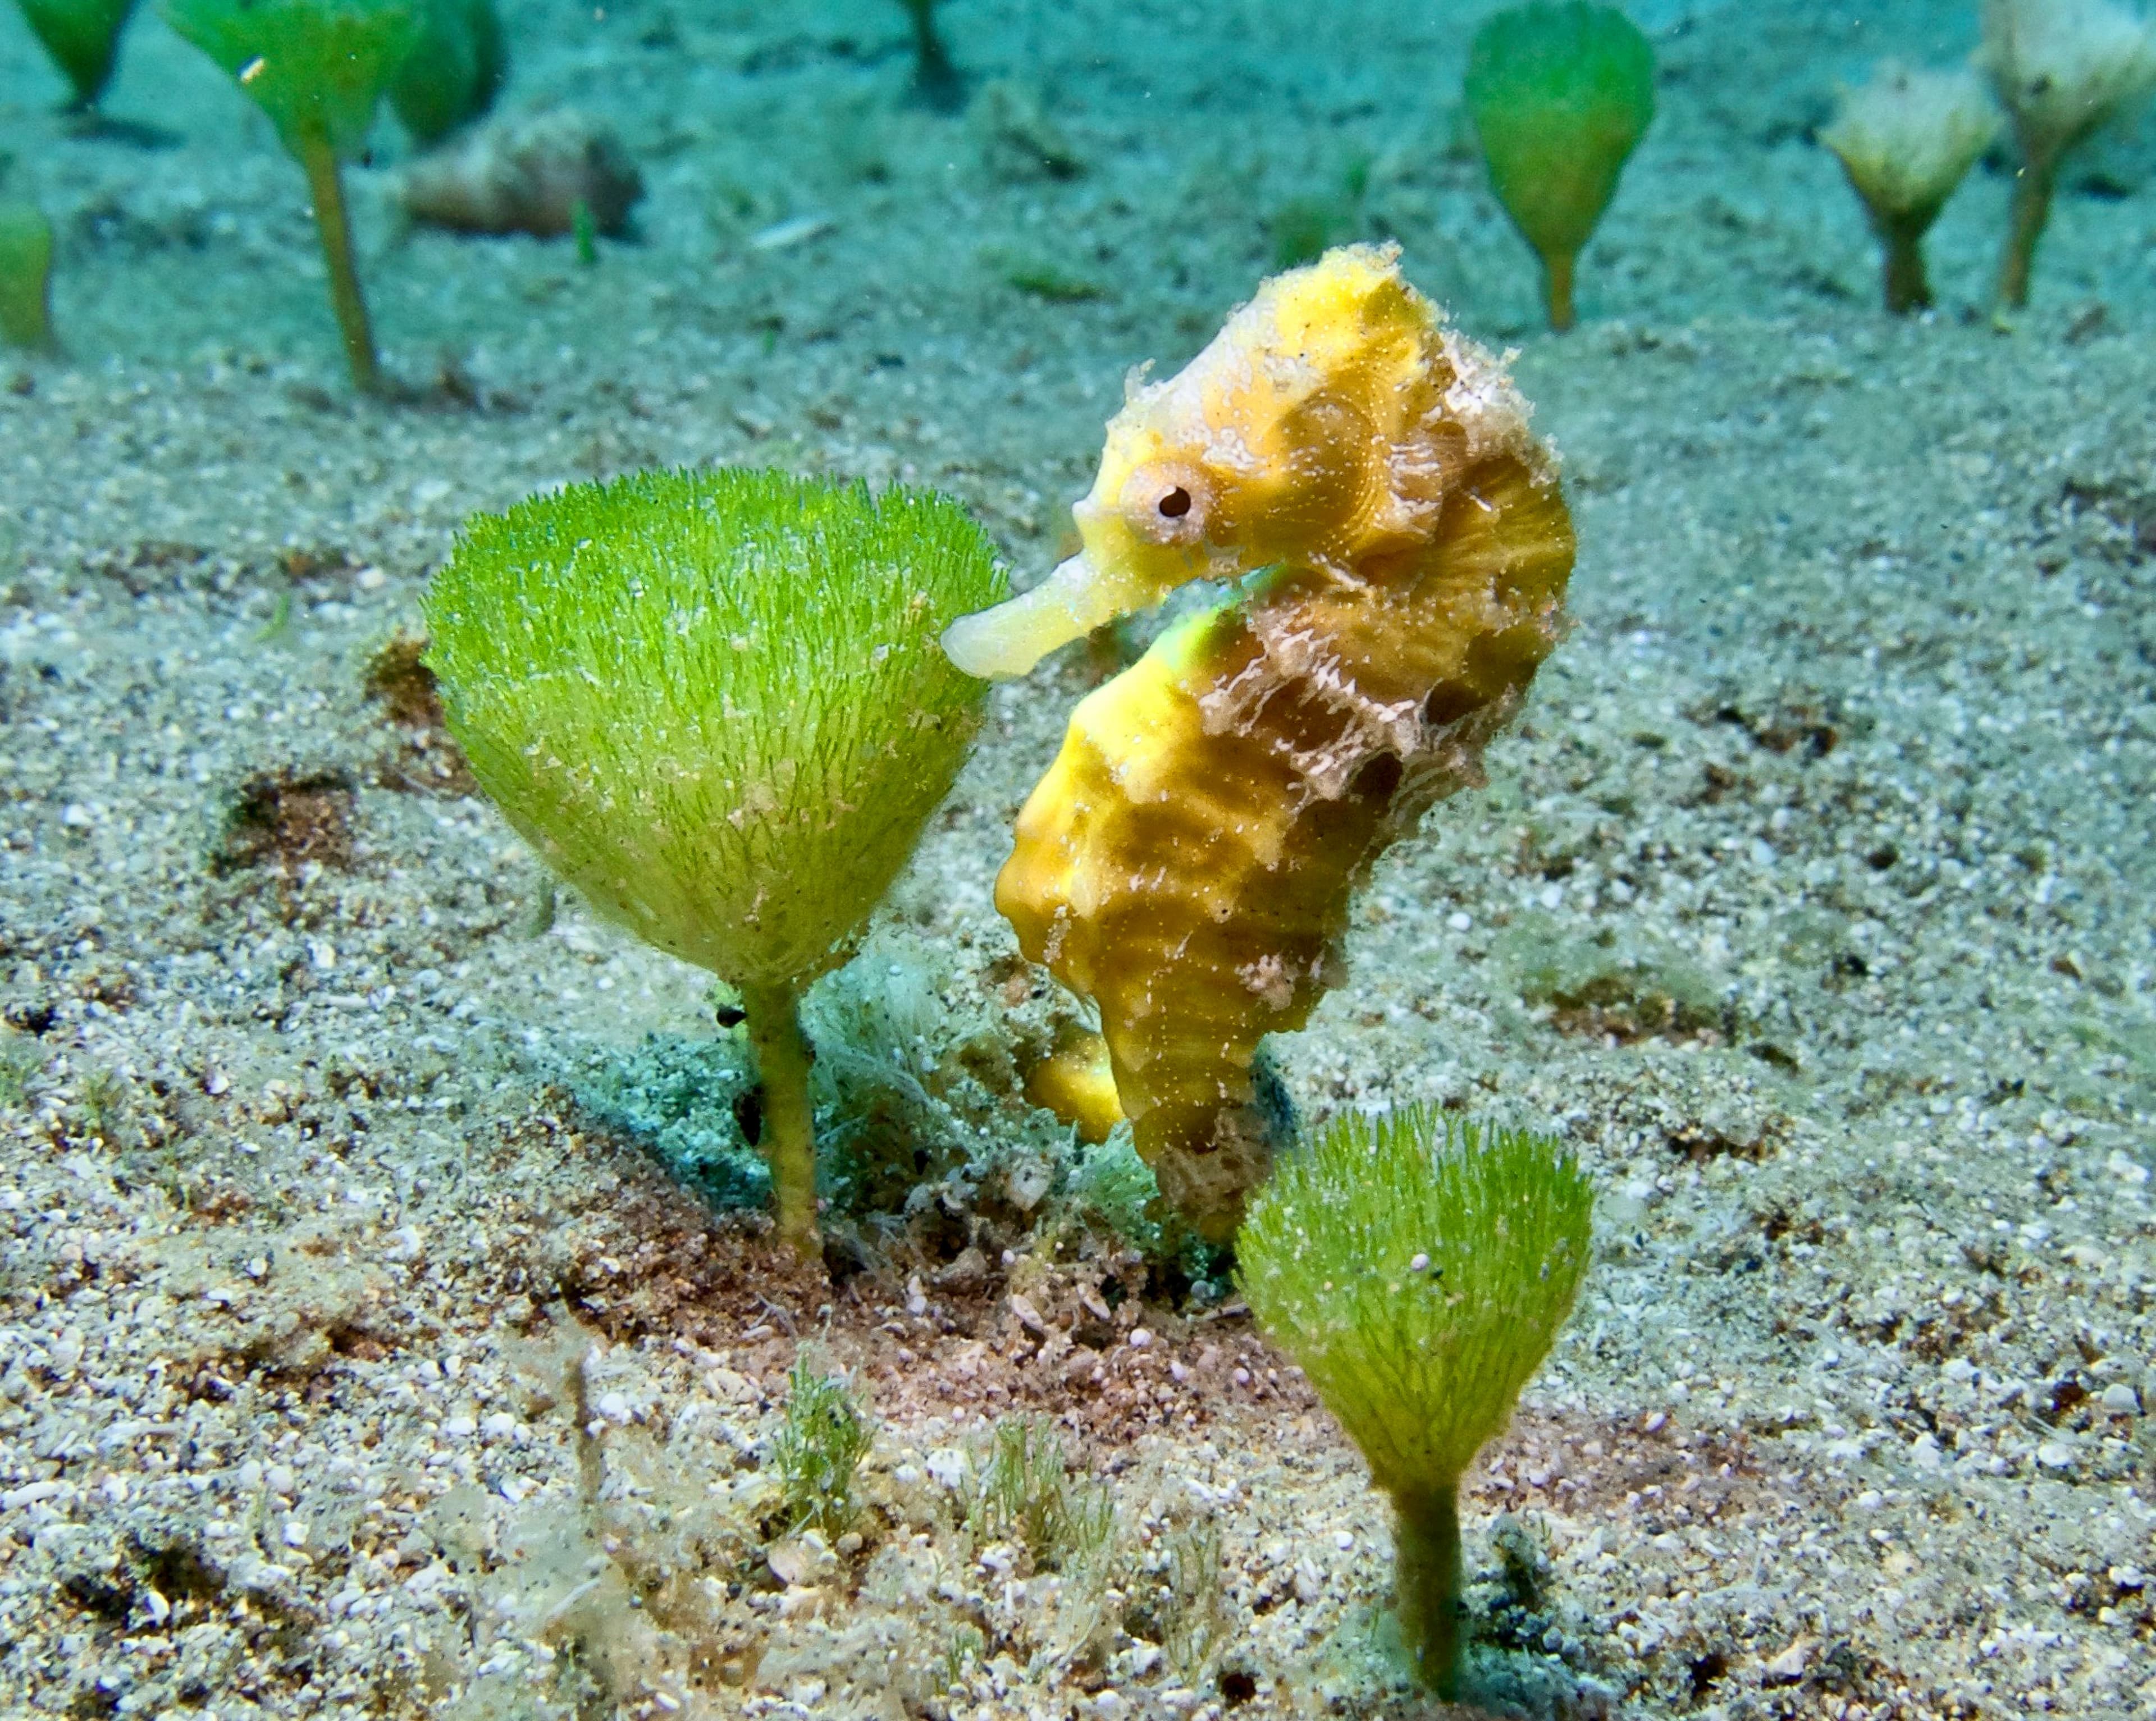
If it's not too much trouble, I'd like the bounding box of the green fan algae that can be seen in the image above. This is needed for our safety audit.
[1980,0,2156,308]
[1821,63,2000,314]
[164,0,421,393]
[15,0,138,111]
[0,202,57,353]
[390,0,505,145]
[1465,0,1655,331]
[422,469,1006,1258]
[1238,1109,1592,1696]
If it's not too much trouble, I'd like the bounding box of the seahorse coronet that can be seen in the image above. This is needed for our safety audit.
[972,244,1576,1241]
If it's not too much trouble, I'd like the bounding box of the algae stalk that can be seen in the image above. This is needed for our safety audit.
[17,0,139,113]
[296,132,381,395]
[1819,63,1999,316]
[1999,155,2060,310]
[1879,223,1929,314]
[900,0,963,112]
[1394,1489,1465,1696]
[1540,246,1577,332]
[740,982,818,1257]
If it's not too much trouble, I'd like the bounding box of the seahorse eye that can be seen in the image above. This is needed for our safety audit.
[1120,462,1211,544]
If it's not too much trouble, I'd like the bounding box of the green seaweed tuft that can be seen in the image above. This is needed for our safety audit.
[1237,1107,1592,1696]
[773,1357,873,1539]
[389,0,505,146]
[0,202,57,353]
[1464,0,1655,331]
[966,1416,1115,1574]
[15,0,138,110]
[423,469,1006,1255]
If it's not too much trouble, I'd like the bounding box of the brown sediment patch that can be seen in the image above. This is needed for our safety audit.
[211,766,356,876]
[364,631,479,796]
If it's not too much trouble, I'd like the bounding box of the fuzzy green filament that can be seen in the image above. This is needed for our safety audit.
[17,0,139,112]
[422,469,1006,1259]
[164,0,421,392]
[1464,1,1654,332]
[1237,1110,1592,1697]
[0,203,57,353]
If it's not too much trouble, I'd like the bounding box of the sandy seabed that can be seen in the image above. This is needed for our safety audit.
[2,1,2155,1717]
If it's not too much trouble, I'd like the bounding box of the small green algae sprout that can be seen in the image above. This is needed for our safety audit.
[1821,63,2001,314]
[421,469,1006,1257]
[1464,0,1655,332]
[773,1356,873,1537]
[389,0,505,147]
[163,0,421,394]
[1237,1108,1592,1698]
[0,202,57,353]
[1980,0,2156,308]
[14,0,138,112]
[898,0,963,113]
[967,1416,1117,1574]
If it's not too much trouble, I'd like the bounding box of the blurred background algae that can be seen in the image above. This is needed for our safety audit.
[0,197,56,349]
[1821,62,2000,312]
[387,0,504,147]
[163,0,422,392]
[12,0,139,113]
[1464,0,1656,331]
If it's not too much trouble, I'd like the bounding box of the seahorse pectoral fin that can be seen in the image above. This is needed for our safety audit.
[940,552,1122,680]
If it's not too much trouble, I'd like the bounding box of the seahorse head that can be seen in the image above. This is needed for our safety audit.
[943,243,1521,681]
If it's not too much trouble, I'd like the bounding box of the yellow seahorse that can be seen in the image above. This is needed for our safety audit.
[946,244,1575,1241]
